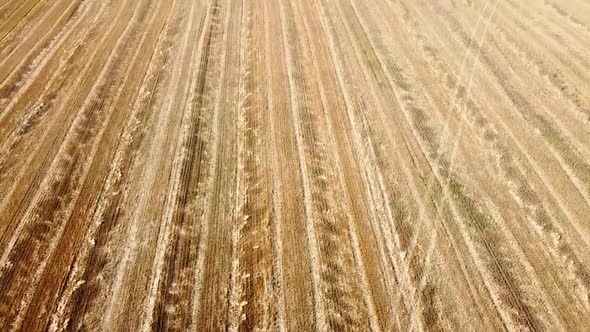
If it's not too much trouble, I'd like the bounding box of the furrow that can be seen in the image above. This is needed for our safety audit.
[345,0,550,329]
[395,1,590,325]
[228,0,278,330]
[190,0,242,329]
[0,0,158,329]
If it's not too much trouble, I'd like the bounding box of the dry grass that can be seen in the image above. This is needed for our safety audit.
[1,0,590,330]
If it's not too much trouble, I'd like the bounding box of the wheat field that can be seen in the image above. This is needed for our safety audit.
[1,0,590,330]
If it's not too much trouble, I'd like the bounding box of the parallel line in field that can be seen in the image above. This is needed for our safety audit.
[324,1,430,329]
[229,0,279,329]
[0,0,135,266]
[455,0,590,258]
[58,2,179,327]
[276,0,327,329]
[0,0,85,108]
[1,1,158,329]
[315,1,420,329]
[286,0,379,329]
[335,0,455,329]
[0,0,118,236]
[0,0,103,202]
[388,1,580,322]
[382,0,497,292]
[18,0,175,329]
[485,0,590,147]
[337,1,427,328]
[542,0,590,39]
[1,0,590,329]
[0,0,76,81]
[140,1,211,330]
[228,0,256,329]
[408,0,590,263]
[387,4,513,327]
[344,0,545,329]
[262,1,292,330]
[42,2,179,329]
[0,0,22,13]
[190,0,234,328]
[400,4,548,328]
[0,0,92,132]
[436,3,590,213]
[0,0,46,43]
[98,0,209,329]
[0,0,148,327]
[396,1,590,321]
[307,0,386,330]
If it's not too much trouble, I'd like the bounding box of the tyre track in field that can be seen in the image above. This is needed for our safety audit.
[408,0,583,326]
[482,0,590,133]
[346,0,549,329]
[436,3,590,212]
[312,0,409,329]
[322,1,455,329]
[396,1,590,324]
[393,1,587,326]
[410,0,590,254]
[335,0,473,329]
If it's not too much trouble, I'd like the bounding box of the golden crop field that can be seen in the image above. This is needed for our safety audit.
[1,0,590,330]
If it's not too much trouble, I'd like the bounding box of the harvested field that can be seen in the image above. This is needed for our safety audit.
[1,0,590,330]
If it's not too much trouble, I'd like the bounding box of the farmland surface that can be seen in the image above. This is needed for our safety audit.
[1,0,590,330]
